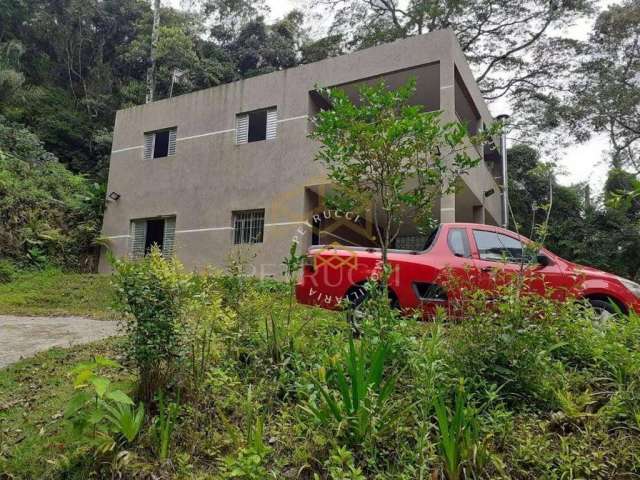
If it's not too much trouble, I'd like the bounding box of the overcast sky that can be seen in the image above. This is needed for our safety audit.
[171,0,617,192]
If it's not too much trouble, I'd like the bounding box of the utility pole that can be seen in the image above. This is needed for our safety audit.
[146,0,161,103]
[496,114,510,229]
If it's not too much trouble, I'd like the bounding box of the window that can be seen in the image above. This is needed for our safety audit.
[473,230,523,262]
[143,128,177,159]
[129,216,176,258]
[447,228,471,258]
[233,210,264,244]
[236,107,277,144]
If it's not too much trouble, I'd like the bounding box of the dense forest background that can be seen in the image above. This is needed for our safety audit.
[0,0,639,278]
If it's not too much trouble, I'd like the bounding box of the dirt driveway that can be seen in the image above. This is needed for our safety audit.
[0,315,120,368]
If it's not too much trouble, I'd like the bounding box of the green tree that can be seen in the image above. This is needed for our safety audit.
[562,0,640,173]
[508,144,640,280]
[315,0,593,127]
[311,79,492,267]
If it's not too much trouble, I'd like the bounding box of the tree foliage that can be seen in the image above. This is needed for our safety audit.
[565,0,640,173]
[508,144,640,280]
[315,0,593,124]
[0,123,102,270]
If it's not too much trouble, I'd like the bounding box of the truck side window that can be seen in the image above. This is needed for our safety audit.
[473,230,523,262]
[448,228,471,258]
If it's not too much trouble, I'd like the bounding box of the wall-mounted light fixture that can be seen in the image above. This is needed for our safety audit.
[108,191,121,201]
[483,188,495,198]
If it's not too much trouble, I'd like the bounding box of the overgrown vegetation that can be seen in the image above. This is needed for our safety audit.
[2,253,640,479]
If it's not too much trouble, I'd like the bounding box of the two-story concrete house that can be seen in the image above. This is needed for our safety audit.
[99,29,504,276]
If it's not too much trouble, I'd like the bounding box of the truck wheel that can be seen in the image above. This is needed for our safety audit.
[344,286,400,333]
[587,298,618,322]
[345,286,368,334]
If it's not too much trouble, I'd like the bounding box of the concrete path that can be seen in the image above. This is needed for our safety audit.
[0,315,120,368]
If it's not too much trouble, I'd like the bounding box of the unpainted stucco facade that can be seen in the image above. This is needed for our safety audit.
[99,29,503,277]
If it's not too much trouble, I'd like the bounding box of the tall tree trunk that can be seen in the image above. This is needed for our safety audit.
[146,0,161,103]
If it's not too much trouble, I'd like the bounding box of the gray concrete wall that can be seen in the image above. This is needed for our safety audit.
[99,29,502,275]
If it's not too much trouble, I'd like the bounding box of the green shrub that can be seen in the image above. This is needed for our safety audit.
[0,258,16,283]
[0,149,102,270]
[111,247,195,402]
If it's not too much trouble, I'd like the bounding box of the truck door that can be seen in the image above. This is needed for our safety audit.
[471,228,524,293]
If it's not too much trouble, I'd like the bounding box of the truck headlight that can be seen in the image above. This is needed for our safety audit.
[619,277,640,298]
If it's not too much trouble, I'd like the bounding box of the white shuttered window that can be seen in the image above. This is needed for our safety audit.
[129,220,147,259]
[129,216,177,258]
[235,114,249,144]
[143,127,177,159]
[235,107,277,144]
[168,128,177,156]
[266,108,277,140]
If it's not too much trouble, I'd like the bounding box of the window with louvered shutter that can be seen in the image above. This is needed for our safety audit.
[266,108,277,140]
[236,114,249,144]
[236,107,277,144]
[129,220,147,259]
[163,217,176,256]
[167,128,177,156]
[143,127,177,159]
[143,133,153,160]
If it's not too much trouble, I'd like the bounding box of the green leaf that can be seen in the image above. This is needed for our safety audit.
[94,356,120,369]
[64,391,90,417]
[91,377,110,398]
[73,368,94,387]
[105,389,134,405]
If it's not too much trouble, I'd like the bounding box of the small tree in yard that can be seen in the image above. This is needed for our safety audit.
[311,79,497,273]
[111,247,194,402]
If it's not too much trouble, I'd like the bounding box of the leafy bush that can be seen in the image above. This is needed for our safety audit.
[0,106,104,273]
[111,247,195,402]
[0,149,102,270]
[0,258,16,283]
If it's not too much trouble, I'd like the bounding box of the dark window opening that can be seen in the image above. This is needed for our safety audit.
[454,69,481,136]
[422,227,440,251]
[145,219,165,253]
[153,131,170,158]
[248,109,267,143]
[311,215,320,245]
[414,282,447,302]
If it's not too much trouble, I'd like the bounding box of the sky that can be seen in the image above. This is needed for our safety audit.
[171,0,617,191]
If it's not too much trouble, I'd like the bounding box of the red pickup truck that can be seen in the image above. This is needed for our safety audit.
[295,223,640,319]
